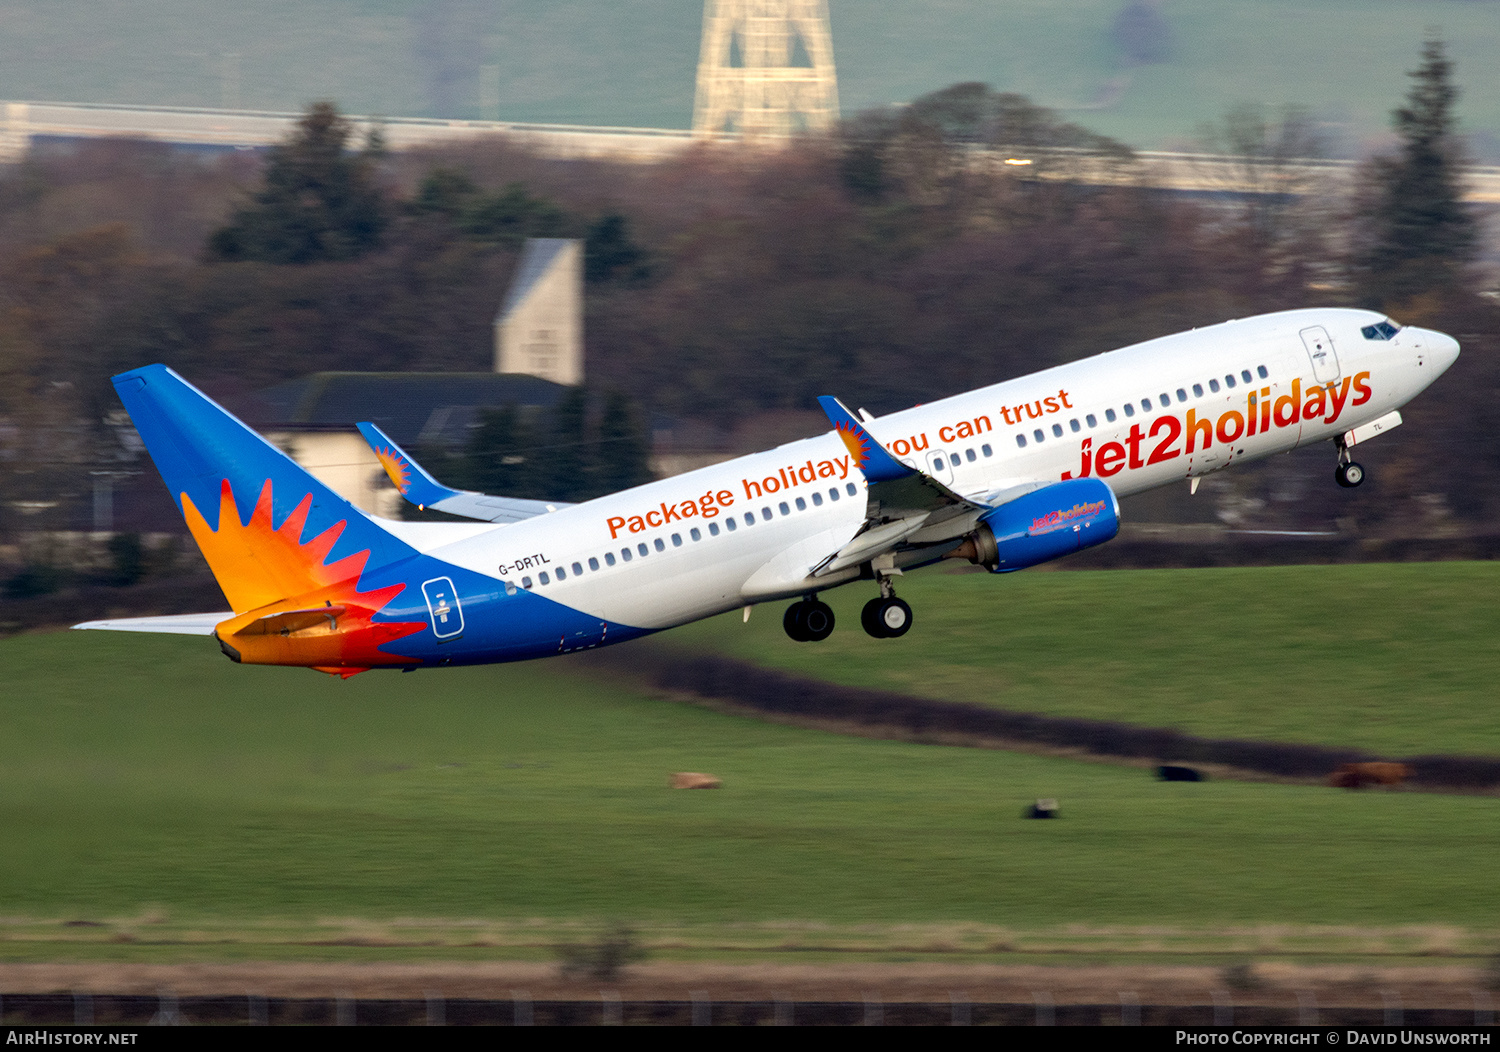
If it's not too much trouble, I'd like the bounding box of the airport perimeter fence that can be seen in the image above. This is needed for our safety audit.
[0,990,1492,1026]
[643,653,1500,791]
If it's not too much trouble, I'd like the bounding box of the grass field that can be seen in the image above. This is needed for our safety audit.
[1,617,1498,963]
[671,562,1500,759]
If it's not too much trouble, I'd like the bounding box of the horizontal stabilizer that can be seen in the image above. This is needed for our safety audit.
[357,421,573,524]
[72,613,232,636]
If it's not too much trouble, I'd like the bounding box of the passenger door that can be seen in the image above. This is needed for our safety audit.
[1300,326,1342,385]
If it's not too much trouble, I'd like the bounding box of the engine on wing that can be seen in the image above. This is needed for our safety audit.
[949,478,1119,573]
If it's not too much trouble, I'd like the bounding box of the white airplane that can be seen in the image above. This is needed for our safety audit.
[77,308,1458,675]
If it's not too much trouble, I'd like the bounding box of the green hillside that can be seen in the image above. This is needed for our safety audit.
[670,562,1500,758]
[0,1,1495,152]
[2,629,1499,960]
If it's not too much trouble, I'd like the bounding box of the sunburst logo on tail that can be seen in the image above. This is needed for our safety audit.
[182,479,425,673]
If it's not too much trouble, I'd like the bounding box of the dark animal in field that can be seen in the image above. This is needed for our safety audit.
[671,772,722,789]
[1327,762,1411,789]
[1025,798,1058,819]
[1157,765,1203,782]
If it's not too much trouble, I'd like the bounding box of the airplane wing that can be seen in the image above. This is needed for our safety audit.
[357,421,574,524]
[72,612,232,635]
[811,397,996,577]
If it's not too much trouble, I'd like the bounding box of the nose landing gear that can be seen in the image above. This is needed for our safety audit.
[783,597,835,642]
[1334,437,1365,488]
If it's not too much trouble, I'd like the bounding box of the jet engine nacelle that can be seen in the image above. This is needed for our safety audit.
[952,478,1119,573]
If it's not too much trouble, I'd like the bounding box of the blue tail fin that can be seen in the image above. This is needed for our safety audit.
[114,365,413,613]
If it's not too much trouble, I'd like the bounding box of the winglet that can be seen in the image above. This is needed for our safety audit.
[356,422,463,510]
[816,396,915,483]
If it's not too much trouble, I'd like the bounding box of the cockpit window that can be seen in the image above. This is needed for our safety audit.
[1361,320,1402,341]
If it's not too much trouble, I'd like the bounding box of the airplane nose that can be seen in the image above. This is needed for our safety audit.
[1426,329,1461,374]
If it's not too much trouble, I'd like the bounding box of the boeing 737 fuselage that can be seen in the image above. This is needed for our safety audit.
[79,308,1459,675]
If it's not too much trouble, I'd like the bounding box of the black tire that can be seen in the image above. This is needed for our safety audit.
[1343,461,1365,487]
[783,602,809,641]
[861,597,887,638]
[879,597,913,638]
[802,600,835,642]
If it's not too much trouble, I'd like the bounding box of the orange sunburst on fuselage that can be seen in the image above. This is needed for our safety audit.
[183,479,425,674]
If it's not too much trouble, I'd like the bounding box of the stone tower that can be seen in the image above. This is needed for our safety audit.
[692,0,840,139]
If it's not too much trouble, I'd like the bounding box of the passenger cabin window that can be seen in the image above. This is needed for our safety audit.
[726,517,737,531]
[538,571,550,585]
[950,453,961,467]
[1257,365,1268,379]
[655,538,666,551]
[588,557,599,571]
[505,581,517,595]
[778,502,790,516]
[1085,414,1097,428]
[1069,419,1080,433]
[1193,383,1203,397]
[982,443,993,456]
[691,527,701,541]
[554,567,565,581]
[605,552,616,566]
[761,507,773,521]
[1159,393,1170,408]
[744,513,754,525]
[709,521,720,536]
[1209,379,1220,393]
[620,548,631,562]
[1241,370,1253,384]
[795,496,807,510]
[1105,409,1116,423]
[846,483,858,496]
[1123,403,1135,418]
[1033,429,1045,443]
[812,491,824,505]
[671,533,682,547]
[1225,375,1236,389]
[638,543,649,556]
[572,562,583,576]
[1051,423,1063,438]
[829,487,840,501]
[522,576,533,589]
[1141,398,1152,412]
[1176,389,1187,402]
[1016,434,1028,448]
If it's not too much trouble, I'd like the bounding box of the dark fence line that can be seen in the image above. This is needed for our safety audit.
[0,992,1487,1026]
[633,652,1500,791]
[1054,533,1500,571]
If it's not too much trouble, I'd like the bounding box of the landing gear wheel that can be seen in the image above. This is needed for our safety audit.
[784,600,835,642]
[1336,461,1365,488]
[861,597,913,638]
[783,603,810,641]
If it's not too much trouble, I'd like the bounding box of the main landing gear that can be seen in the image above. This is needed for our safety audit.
[1334,438,1365,488]
[860,575,912,639]
[784,597,835,642]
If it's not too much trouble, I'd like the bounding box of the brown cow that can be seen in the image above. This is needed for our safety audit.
[1328,762,1412,789]
[670,772,722,789]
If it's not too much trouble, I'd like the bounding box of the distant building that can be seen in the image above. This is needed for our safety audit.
[494,238,583,386]
[252,371,566,515]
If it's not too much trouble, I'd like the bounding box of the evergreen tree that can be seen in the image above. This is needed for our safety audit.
[594,391,653,495]
[209,102,387,264]
[1356,38,1477,305]
[464,403,539,497]
[539,386,591,501]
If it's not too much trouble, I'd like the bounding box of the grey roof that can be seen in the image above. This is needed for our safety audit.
[497,238,576,321]
[253,371,566,447]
